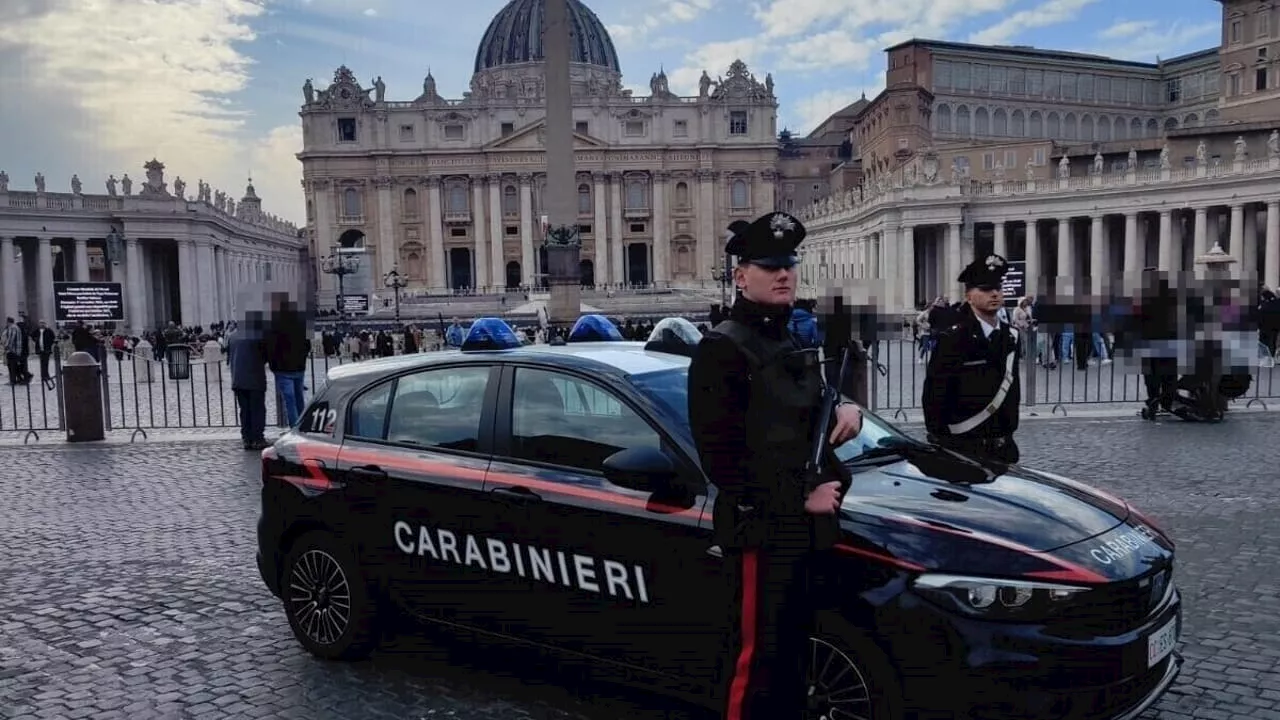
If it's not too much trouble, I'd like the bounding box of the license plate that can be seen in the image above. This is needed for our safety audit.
[1147,618,1177,668]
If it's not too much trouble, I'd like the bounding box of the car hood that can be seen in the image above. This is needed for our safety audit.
[839,449,1131,555]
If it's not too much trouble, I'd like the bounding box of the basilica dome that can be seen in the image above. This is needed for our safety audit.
[473,0,621,74]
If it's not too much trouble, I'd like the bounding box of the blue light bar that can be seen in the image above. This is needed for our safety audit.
[643,317,703,357]
[461,317,522,351]
[567,314,623,342]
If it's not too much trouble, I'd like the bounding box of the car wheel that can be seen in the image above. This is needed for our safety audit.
[807,621,901,720]
[281,530,378,661]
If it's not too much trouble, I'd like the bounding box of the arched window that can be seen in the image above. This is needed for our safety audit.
[1146,118,1160,137]
[343,187,361,217]
[1130,117,1143,138]
[1047,112,1061,138]
[1184,113,1199,127]
[974,107,990,136]
[992,108,1008,136]
[502,185,517,214]
[403,188,418,218]
[1113,117,1126,140]
[625,179,647,209]
[1029,111,1043,137]
[730,179,749,209]
[1081,115,1095,141]
[1097,116,1111,141]
[1164,117,1179,131]
[674,181,690,208]
[1205,109,1220,123]
[936,105,952,133]
[1010,109,1024,137]
[956,105,971,135]
[1064,113,1077,140]
[447,183,468,213]
[577,183,592,215]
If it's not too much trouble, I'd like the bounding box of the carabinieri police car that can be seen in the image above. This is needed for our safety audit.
[257,314,1181,720]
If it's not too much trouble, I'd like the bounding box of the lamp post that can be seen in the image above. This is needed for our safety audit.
[320,248,360,321]
[383,265,408,325]
[710,252,733,309]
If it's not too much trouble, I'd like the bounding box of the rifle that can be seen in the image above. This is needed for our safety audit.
[804,344,856,484]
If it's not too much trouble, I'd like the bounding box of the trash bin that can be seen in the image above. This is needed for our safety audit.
[167,345,192,380]
[63,351,105,442]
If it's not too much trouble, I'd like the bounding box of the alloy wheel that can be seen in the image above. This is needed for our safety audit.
[807,636,874,720]
[287,548,353,646]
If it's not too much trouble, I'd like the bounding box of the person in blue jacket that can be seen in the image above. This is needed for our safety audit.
[787,300,823,349]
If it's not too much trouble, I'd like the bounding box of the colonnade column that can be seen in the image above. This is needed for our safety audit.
[74,238,90,282]
[696,170,716,283]
[472,179,489,291]
[1193,207,1209,260]
[993,221,1007,258]
[1089,216,1104,296]
[1157,211,1173,273]
[1243,205,1258,282]
[196,240,217,328]
[1123,212,1141,280]
[36,237,54,324]
[518,173,534,287]
[0,237,16,321]
[947,223,962,298]
[1266,201,1280,290]
[652,171,668,288]
[1229,204,1245,280]
[592,172,610,287]
[487,174,505,292]
[126,238,144,333]
[375,176,394,279]
[899,226,914,310]
[1057,218,1073,296]
[177,238,196,326]
[609,173,625,286]
[1024,220,1040,297]
[426,177,447,290]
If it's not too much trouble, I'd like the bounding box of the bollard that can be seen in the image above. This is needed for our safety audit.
[62,351,105,442]
[133,339,154,383]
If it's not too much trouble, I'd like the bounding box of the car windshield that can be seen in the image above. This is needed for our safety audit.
[628,367,917,459]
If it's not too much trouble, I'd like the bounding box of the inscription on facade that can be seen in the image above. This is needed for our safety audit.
[668,152,698,162]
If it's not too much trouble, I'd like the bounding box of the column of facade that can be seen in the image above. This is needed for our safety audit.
[125,238,145,332]
[1157,211,1173,273]
[1229,204,1245,276]
[1089,216,1105,296]
[195,240,217,328]
[1265,201,1280,290]
[0,237,16,321]
[696,170,716,282]
[947,223,962,298]
[310,180,335,298]
[1024,220,1040,297]
[35,237,54,324]
[1243,205,1258,282]
[1057,218,1073,296]
[518,174,535,288]
[899,226,915,309]
[1193,207,1208,260]
[591,172,610,287]
[426,177,446,290]
[487,174,505,292]
[215,247,229,322]
[609,173,625,286]
[74,238,90,281]
[1123,212,1141,280]
[652,171,669,288]
[177,238,196,326]
[469,178,489,291]
[375,176,395,280]
[993,221,1007,258]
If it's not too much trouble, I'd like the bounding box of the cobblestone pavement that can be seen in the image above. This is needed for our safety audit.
[3,341,1277,434]
[1,413,1278,719]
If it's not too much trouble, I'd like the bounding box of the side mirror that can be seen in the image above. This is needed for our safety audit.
[602,447,679,494]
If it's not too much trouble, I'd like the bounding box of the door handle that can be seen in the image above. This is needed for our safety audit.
[490,486,541,502]
[349,464,388,481]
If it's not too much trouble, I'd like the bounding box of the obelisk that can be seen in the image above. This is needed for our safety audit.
[542,0,582,324]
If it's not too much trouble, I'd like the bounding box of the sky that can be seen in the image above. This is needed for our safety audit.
[0,0,1224,226]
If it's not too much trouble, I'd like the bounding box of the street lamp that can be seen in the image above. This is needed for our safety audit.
[320,248,360,320]
[710,252,734,310]
[383,265,408,325]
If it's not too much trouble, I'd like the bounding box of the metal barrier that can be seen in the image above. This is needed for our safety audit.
[867,329,1278,421]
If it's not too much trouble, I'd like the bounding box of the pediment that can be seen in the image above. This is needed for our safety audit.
[483,120,608,150]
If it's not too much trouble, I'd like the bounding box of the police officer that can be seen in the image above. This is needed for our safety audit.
[688,211,863,720]
[921,254,1022,463]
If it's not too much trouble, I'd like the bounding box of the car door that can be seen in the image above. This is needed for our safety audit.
[336,363,504,627]
[482,363,726,683]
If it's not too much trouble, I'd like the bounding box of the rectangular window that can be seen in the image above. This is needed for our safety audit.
[444,124,464,140]
[1232,20,1242,43]
[501,122,514,136]
[1231,73,1243,95]
[1259,47,1270,62]
[578,224,592,235]
[991,65,1008,93]
[730,111,748,134]
[1166,78,1182,103]
[575,121,589,134]
[1096,76,1111,101]
[983,152,995,170]
[624,120,645,136]
[399,124,414,141]
[973,64,989,91]
[629,223,645,233]
[337,118,357,143]
[1009,68,1026,94]
[935,60,953,88]
[1004,150,1017,168]
[897,137,909,150]
[1257,67,1268,91]
[673,119,688,136]
[1260,11,1271,38]
[1044,71,1061,97]
[1034,148,1046,165]
[1074,73,1090,100]
[505,226,518,236]
[1028,69,1043,96]
[955,62,971,90]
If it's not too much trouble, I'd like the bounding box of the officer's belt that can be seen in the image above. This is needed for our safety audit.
[948,347,1017,435]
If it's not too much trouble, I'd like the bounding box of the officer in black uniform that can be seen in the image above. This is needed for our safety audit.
[921,254,1022,464]
[688,211,864,720]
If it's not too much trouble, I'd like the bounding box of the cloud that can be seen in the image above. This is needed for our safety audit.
[1099,19,1159,40]
[751,0,1016,40]
[1086,20,1220,61]
[246,125,306,224]
[777,31,878,71]
[0,0,304,223]
[362,8,377,16]
[607,0,716,47]
[667,37,767,95]
[967,0,1100,45]
[788,85,884,136]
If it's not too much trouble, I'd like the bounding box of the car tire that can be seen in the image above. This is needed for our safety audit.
[281,530,379,661]
[808,615,902,720]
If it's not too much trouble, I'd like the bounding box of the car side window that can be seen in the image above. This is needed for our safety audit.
[385,365,491,451]
[510,367,660,473]
[347,382,394,439]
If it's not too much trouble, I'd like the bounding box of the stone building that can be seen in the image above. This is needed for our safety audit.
[297,0,780,306]
[0,162,304,331]
[796,1,1280,312]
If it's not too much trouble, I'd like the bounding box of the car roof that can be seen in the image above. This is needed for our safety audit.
[322,341,690,396]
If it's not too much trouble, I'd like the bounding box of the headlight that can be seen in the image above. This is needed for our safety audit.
[913,574,1091,621]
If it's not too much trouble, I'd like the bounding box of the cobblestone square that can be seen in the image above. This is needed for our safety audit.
[1,413,1278,719]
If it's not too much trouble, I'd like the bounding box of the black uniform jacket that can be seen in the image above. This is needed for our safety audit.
[687,298,846,550]
[921,304,1021,441]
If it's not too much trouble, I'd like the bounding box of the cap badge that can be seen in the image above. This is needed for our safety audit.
[769,213,795,239]
[985,255,1004,270]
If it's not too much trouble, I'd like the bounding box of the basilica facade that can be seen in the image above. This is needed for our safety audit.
[297,0,779,304]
